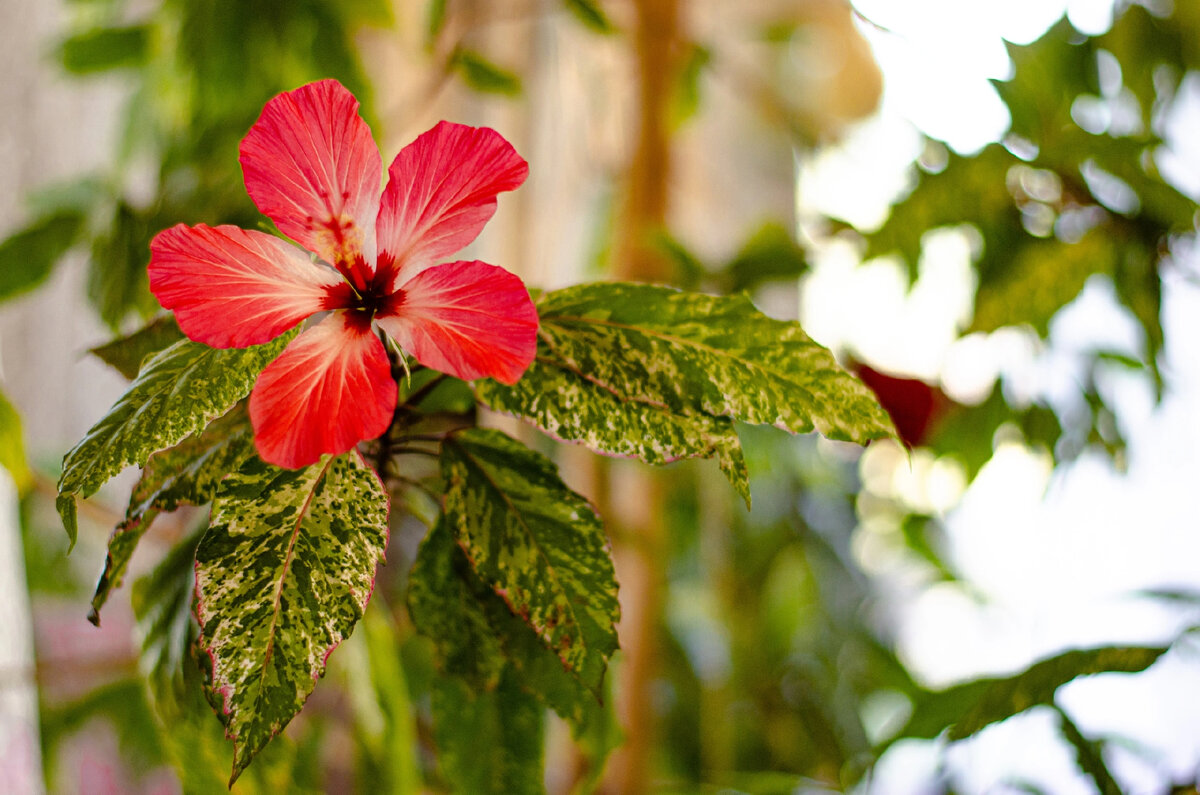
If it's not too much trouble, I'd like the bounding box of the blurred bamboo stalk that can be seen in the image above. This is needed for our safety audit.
[600,0,681,792]
[0,473,44,795]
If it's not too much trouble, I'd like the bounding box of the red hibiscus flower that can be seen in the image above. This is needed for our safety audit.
[148,79,538,469]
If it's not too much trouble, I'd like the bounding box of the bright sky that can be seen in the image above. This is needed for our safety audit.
[795,2,1200,792]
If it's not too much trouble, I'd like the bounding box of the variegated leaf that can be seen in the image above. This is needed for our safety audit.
[89,407,256,625]
[57,331,295,547]
[441,429,619,694]
[536,282,896,444]
[132,533,303,793]
[409,518,610,735]
[475,355,750,506]
[195,451,389,784]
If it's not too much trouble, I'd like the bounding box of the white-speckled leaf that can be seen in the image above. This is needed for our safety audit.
[57,331,295,546]
[89,407,256,625]
[536,283,896,443]
[475,355,750,506]
[195,451,389,784]
[409,518,609,733]
[441,429,619,694]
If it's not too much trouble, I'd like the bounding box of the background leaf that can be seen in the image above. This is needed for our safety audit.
[1055,705,1122,795]
[970,228,1116,336]
[431,672,545,795]
[87,201,158,329]
[195,452,389,782]
[410,518,613,737]
[132,529,203,712]
[720,220,809,294]
[452,49,522,96]
[0,211,86,302]
[88,315,185,380]
[896,645,1168,743]
[0,389,31,491]
[563,0,615,34]
[352,605,422,795]
[412,520,607,792]
[59,25,152,74]
[408,517,507,690]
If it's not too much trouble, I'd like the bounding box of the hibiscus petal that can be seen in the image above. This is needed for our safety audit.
[239,79,382,287]
[149,223,345,348]
[249,311,397,469]
[376,260,538,384]
[375,122,528,283]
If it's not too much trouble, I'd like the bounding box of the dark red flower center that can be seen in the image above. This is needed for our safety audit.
[350,278,400,317]
[322,265,404,319]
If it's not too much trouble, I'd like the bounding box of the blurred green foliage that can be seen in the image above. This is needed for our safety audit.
[9,0,387,334]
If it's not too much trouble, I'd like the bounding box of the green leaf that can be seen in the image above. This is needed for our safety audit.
[993,18,1096,148]
[89,406,256,624]
[927,383,1061,481]
[1111,237,1164,394]
[426,0,448,42]
[132,533,306,794]
[409,517,506,689]
[88,201,157,328]
[89,315,186,380]
[441,429,620,693]
[59,25,152,74]
[0,389,31,492]
[534,283,895,445]
[864,144,1021,282]
[355,605,422,795]
[0,211,86,302]
[132,528,203,710]
[56,331,294,544]
[57,494,78,550]
[476,355,751,506]
[410,518,612,735]
[1099,5,1189,124]
[971,228,1116,336]
[897,645,1167,743]
[452,49,522,96]
[671,42,710,127]
[431,671,545,795]
[26,175,105,218]
[195,452,389,783]
[563,0,615,34]
[1055,705,1122,795]
[720,220,809,294]
[481,283,894,505]
[1066,131,1198,233]
[651,230,708,289]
